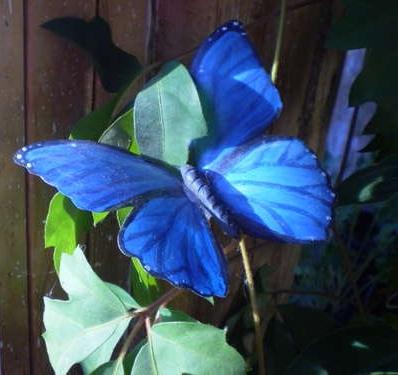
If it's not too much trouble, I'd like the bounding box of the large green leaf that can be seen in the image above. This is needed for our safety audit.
[45,193,92,272]
[337,156,398,205]
[286,324,398,374]
[43,247,139,375]
[327,0,398,50]
[100,108,138,153]
[131,322,247,375]
[42,16,142,92]
[134,61,208,166]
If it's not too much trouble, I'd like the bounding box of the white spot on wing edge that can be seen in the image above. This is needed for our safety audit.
[16,154,22,160]
[26,163,32,169]
[22,147,27,152]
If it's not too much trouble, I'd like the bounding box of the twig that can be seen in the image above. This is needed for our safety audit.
[134,287,183,317]
[271,0,287,83]
[239,236,266,375]
[115,288,182,365]
[115,316,145,365]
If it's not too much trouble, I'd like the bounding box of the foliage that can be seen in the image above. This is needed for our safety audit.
[43,247,138,374]
[28,8,398,375]
[327,0,398,158]
[134,61,208,166]
[43,246,246,374]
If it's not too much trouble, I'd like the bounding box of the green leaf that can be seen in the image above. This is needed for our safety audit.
[327,0,398,50]
[100,108,138,153]
[91,360,125,375]
[158,308,197,323]
[70,94,121,141]
[42,16,142,92]
[286,324,398,374]
[131,322,247,375]
[45,193,92,272]
[92,211,110,226]
[130,258,162,306]
[134,61,207,166]
[117,207,133,226]
[337,156,398,205]
[43,247,138,375]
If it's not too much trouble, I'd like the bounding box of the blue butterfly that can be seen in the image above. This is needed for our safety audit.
[13,20,334,298]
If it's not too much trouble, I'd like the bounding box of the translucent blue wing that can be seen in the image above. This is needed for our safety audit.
[118,194,228,297]
[204,137,334,242]
[13,140,181,212]
[190,20,282,168]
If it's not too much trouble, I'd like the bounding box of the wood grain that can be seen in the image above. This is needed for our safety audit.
[24,1,96,372]
[0,1,30,373]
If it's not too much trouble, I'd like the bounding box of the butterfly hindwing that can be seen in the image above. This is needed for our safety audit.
[13,140,181,212]
[191,20,282,167]
[204,137,334,242]
[118,194,228,297]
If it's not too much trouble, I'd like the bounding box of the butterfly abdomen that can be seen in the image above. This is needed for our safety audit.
[180,165,238,237]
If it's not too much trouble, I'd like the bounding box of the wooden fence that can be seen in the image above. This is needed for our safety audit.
[0,0,341,373]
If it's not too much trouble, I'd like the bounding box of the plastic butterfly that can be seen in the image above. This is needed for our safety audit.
[13,20,334,298]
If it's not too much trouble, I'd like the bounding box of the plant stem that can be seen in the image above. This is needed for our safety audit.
[271,0,287,83]
[117,288,182,364]
[239,236,266,375]
[134,287,182,317]
[116,316,145,365]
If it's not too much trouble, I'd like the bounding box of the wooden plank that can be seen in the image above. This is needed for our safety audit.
[24,1,96,372]
[89,0,150,288]
[0,1,30,373]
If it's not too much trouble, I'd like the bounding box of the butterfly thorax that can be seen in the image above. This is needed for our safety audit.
[180,164,238,237]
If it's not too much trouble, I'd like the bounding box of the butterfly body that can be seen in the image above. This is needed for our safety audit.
[14,20,334,297]
[180,164,239,237]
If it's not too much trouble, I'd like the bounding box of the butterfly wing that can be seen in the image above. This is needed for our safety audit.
[118,194,228,297]
[204,137,334,242]
[13,140,181,212]
[191,20,282,167]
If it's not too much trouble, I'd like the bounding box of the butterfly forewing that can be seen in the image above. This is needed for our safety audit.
[191,20,282,168]
[13,140,181,212]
